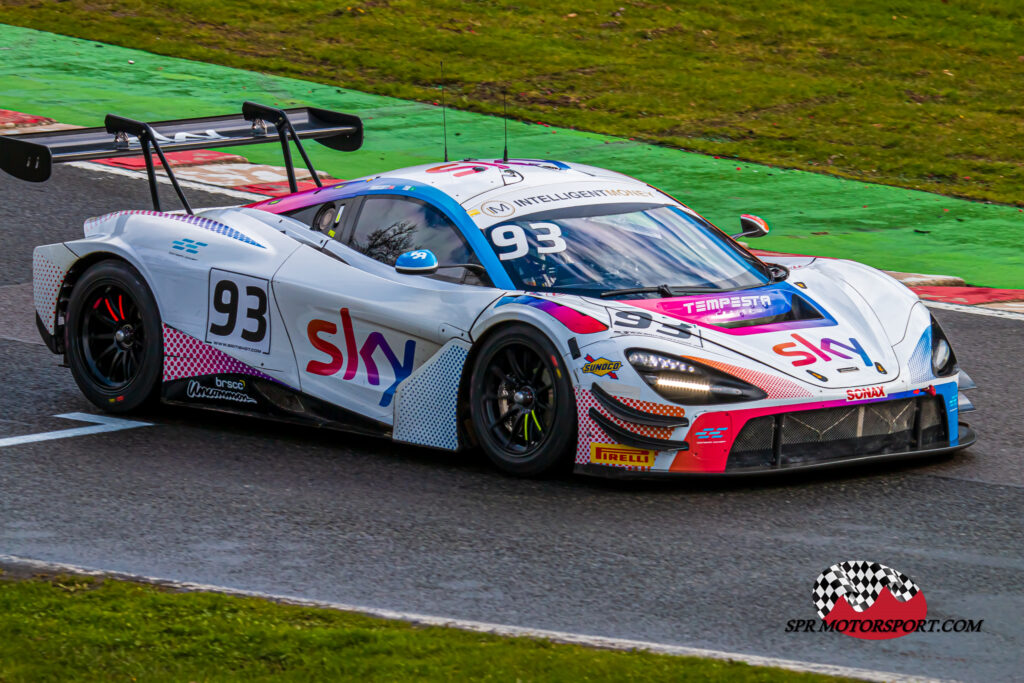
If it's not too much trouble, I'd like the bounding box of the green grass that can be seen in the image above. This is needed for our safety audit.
[0,572,851,682]
[0,0,1022,205]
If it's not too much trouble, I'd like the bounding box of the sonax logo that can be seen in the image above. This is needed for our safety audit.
[581,355,622,379]
[589,443,656,467]
[846,385,886,401]
[812,561,927,640]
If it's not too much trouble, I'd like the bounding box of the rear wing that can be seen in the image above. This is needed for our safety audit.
[0,101,362,214]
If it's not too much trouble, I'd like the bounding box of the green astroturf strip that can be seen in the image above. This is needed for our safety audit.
[0,24,1021,288]
[0,574,855,682]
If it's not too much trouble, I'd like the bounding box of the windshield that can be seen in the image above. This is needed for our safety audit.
[485,203,770,297]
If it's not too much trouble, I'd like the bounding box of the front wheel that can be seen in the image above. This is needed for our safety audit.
[469,325,576,476]
[64,260,163,412]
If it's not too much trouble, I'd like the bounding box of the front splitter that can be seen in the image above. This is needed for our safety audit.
[574,425,976,479]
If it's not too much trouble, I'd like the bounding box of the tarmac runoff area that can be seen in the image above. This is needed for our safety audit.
[0,164,1022,683]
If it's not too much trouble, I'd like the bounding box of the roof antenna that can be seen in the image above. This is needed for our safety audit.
[440,61,449,162]
[502,91,509,163]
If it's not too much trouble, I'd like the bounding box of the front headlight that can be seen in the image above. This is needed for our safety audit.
[627,350,767,405]
[930,317,957,377]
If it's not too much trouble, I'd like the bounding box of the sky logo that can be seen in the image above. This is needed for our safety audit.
[171,238,208,255]
[305,307,416,407]
[772,333,872,367]
[694,426,728,440]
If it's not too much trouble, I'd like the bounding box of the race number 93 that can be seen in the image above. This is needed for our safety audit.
[205,269,271,354]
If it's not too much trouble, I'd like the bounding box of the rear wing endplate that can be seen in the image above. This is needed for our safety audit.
[0,102,362,214]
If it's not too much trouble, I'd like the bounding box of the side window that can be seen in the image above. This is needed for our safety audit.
[349,196,482,283]
[284,200,348,239]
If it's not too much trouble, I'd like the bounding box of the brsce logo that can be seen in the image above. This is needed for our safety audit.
[306,307,415,407]
[186,377,256,404]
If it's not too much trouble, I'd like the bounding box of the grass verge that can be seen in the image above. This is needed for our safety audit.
[0,0,1021,206]
[0,570,854,682]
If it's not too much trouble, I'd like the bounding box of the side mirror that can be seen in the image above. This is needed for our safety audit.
[731,214,770,239]
[395,249,439,275]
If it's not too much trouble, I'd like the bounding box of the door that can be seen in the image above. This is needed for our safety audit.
[272,194,497,423]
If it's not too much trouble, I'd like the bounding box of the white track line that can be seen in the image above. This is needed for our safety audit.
[0,413,151,448]
[68,161,270,202]
[924,300,1024,321]
[0,555,947,683]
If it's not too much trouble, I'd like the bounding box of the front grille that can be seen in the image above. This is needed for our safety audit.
[727,397,947,470]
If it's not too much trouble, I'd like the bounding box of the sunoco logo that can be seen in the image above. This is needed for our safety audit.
[582,354,621,379]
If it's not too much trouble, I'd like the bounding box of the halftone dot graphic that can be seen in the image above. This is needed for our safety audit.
[32,251,65,334]
[683,356,813,399]
[85,210,265,248]
[574,387,680,470]
[908,328,934,384]
[393,343,468,450]
[162,325,277,383]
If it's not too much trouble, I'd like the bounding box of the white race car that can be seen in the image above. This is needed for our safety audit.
[2,103,976,476]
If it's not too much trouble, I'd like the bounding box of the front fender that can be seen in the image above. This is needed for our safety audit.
[470,294,612,381]
[813,258,919,345]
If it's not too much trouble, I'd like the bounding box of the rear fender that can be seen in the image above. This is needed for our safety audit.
[32,242,79,349]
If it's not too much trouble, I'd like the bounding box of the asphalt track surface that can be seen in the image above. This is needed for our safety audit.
[1,166,1022,682]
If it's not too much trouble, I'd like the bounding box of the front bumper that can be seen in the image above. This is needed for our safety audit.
[574,424,975,478]
[574,382,973,476]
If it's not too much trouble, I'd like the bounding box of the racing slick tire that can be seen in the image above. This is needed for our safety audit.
[65,259,163,413]
[469,324,576,476]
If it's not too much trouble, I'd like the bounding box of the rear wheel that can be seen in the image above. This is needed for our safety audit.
[469,325,576,476]
[64,260,162,412]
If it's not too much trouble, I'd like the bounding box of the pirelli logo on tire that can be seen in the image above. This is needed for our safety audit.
[589,443,657,468]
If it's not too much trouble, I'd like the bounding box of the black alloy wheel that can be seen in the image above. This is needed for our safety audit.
[65,260,163,412]
[469,325,575,476]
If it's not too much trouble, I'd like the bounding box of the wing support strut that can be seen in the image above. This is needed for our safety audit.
[0,102,363,213]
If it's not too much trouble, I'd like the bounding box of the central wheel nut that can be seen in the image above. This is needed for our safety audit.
[115,325,134,347]
[513,388,534,405]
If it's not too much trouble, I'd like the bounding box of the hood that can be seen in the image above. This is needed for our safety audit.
[606,270,904,390]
